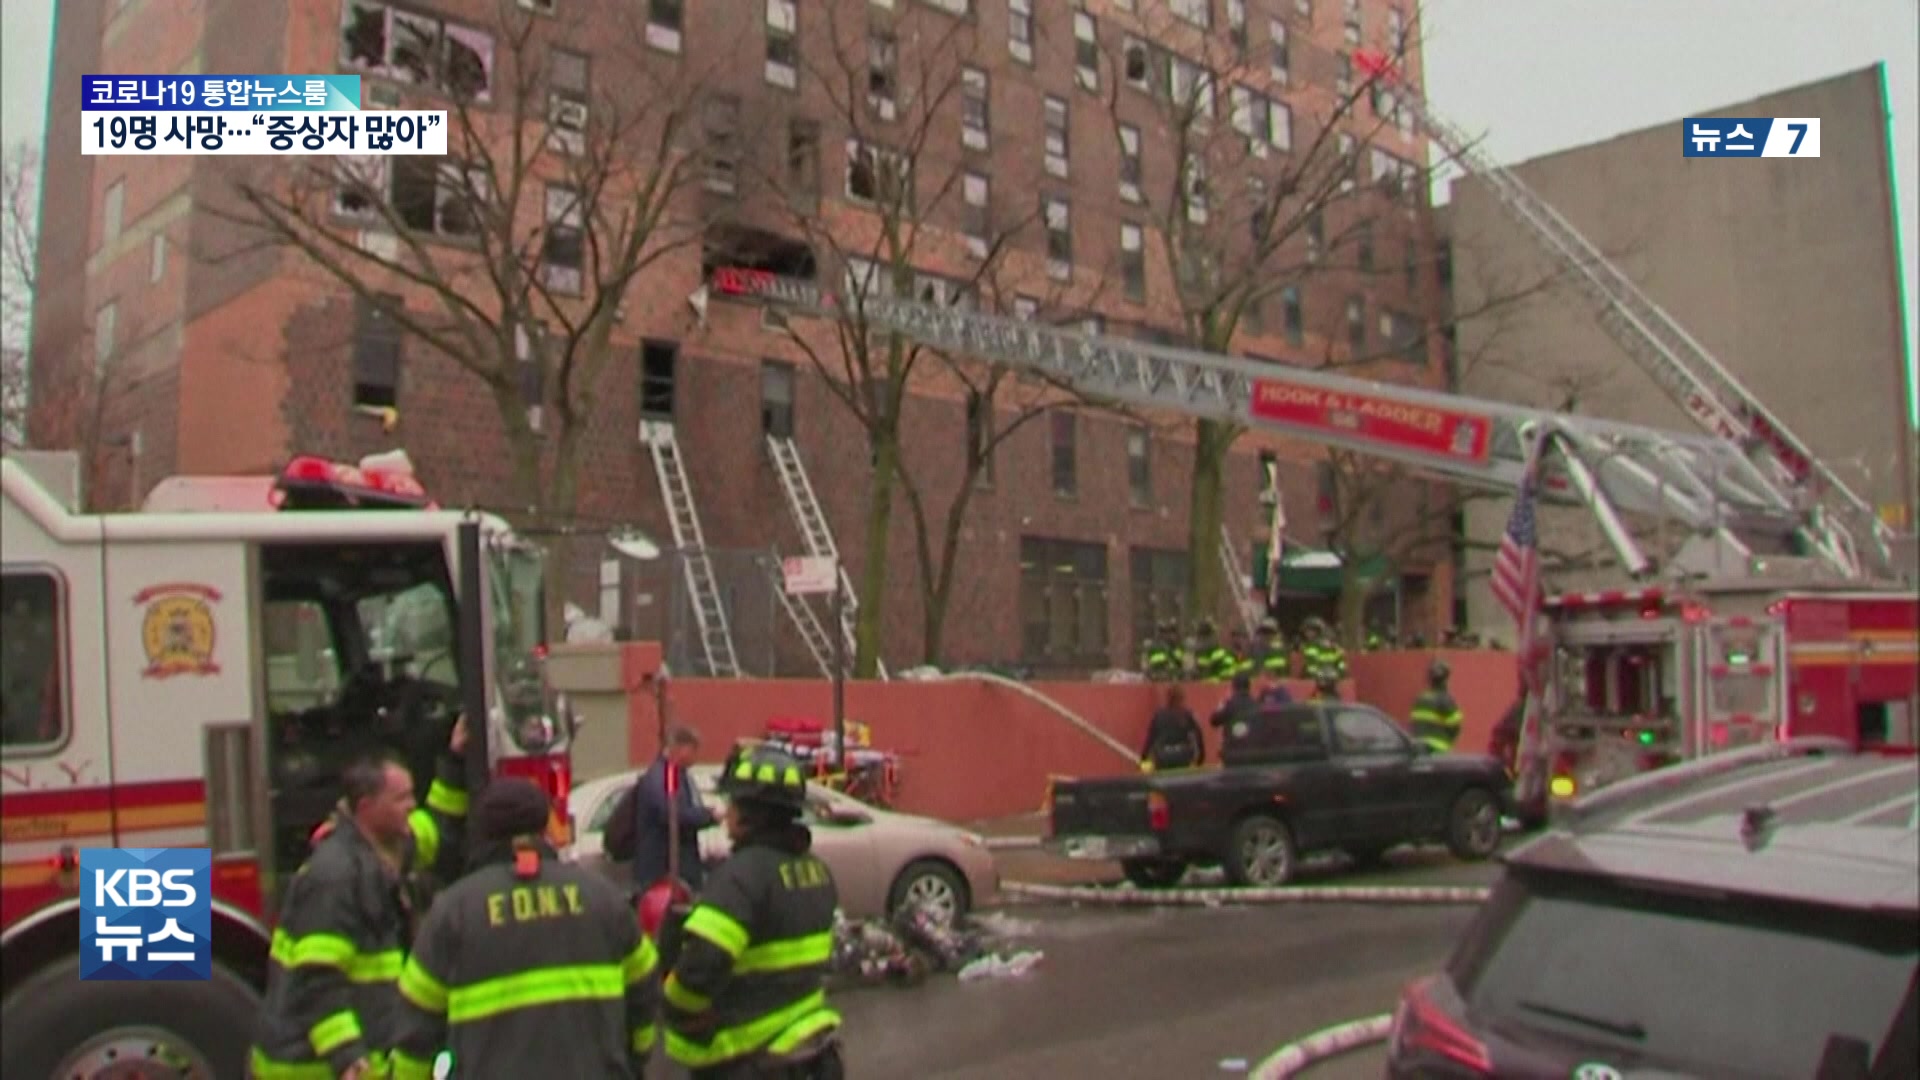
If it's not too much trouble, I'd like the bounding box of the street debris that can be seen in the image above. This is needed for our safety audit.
[830,897,1045,989]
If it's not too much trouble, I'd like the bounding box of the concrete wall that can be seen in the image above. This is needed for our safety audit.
[552,644,1518,823]
[1447,66,1914,630]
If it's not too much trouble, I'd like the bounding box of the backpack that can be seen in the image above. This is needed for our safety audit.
[602,781,641,862]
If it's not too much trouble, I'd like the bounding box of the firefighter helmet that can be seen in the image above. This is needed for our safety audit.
[1157,617,1179,636]
[1195,617,1217,636]
[1258,617,1280,635]
[1303,616,1329,636]
[1428,659,1451,684]
[718,742,809,810]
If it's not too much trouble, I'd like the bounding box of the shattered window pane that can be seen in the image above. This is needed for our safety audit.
[389,9,440,85]
[391,157,438,231]
[340,3,388,71]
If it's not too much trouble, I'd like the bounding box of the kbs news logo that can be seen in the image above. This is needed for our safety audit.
[79,848,212,981]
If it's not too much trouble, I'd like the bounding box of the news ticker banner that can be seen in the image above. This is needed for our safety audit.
[81,75,446,155]
[1682,117,1821,158]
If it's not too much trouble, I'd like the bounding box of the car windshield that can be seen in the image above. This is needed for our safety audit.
[1453,869,1918,1078]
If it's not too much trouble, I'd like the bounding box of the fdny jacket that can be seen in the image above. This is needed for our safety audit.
[249,755,469,1079]
[662,826,841,1072]
[1410,689,1465,752]
[389,844,660,1080]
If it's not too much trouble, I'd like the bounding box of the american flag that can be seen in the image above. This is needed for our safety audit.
[1491,436,1548,687]
[1264,460,1287,609]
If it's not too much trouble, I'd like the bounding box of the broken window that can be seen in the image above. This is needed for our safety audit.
[1346,295,1366,350]
[640,340,677,420]
[1120,223,1146,302]
[353,293,402,409]
[962,172,990,257]
[1269,19,1290,84]
[381,158,485,238]
[647,0,683,53]
[845,140,910,207]
[1073,12,1099,90]
[1118,125,1143,203]
[1227,0,1249,53]
[1008,0,1033,63]
[703,95,741,194]
[765,0,798,88]
[1282,286,1304,344]
[1169,56,1214,121]
[1043,196,1071,280]
[868,27,898,118]
[547,48,589,155]
[760,360,796,438]
[542,185,584,294]
[961,67,990,150]
[338,2,494,101]
[1123,38,1154,92]
[1183,152,1209,224]
[1043,96,1069,179]
[788,119,820,200]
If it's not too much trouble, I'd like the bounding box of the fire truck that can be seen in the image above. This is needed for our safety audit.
[0,449,575,1078]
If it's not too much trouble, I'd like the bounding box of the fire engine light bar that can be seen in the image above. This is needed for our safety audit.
[276,453,438,510]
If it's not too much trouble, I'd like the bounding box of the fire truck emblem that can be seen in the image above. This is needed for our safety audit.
[134,583,222,679]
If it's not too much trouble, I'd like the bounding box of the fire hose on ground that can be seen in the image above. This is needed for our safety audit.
[1249,1013,1396,1079]
[1002,881,1493,906]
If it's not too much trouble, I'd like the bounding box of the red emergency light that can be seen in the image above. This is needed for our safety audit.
[275,454,438,510]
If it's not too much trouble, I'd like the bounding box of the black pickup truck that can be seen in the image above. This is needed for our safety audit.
[1046,700,1512,888]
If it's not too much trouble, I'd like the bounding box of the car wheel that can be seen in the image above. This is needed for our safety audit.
[1225,814,1297,888]
[887,859,968,923]
[1446,788,1503,860]
[1121,857,1189,889]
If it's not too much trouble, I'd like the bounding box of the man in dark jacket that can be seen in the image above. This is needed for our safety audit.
[1140,686,1204,771]
[249,718,470,1079]
[664,743,843,1079]
[1209,673,1258,732]
[634,724,719,893]
[390,779,660,1080]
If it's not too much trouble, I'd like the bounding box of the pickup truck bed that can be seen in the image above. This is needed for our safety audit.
[1047,701,1512,887]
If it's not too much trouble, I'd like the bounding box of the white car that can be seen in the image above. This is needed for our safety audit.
[567,765,1000,922]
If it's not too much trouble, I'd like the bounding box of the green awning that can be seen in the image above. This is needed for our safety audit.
[1251,545,1392,595]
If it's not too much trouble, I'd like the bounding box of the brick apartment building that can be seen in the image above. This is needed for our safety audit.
[1443,65,1916,636]
[31,0,1449,675]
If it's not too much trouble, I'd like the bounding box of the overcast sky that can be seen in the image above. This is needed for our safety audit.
[2,0,1915,418]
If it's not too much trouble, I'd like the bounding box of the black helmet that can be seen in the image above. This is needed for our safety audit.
[718,742,809,810]
[1157,617,1179,635]
[1303,616,1328,635]
[1196,617,1217,636]
[1428,659,1451,683]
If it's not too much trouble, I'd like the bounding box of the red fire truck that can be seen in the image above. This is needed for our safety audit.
[0,450,575,1077]
[1537,579,1919,800]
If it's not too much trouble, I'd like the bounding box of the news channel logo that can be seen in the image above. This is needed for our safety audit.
[1682,117,1821,158]
[79,848,213,981]
[80,75,446,157]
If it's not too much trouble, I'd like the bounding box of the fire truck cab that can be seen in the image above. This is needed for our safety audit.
[1537,577,1919,801]
[0,450,574,1079]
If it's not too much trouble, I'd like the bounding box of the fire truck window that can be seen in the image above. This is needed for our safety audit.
[0,572,65,751]
[357,583,456,686]
[262,599,340,714]
[1711,673,1774,719]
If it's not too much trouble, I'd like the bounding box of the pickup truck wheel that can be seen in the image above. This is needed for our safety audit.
[1121,858,1189,889]
[1446,788,1503,860]
[1226,815,1298,888]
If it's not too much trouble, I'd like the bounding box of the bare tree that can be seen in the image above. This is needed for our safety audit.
[1095,0,1416,626]
[2,142,36,449]
[216,3,724,609]
[751,4,1101,672]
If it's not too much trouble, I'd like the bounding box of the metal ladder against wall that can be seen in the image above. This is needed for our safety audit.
[765,556,838,678]
[1360,51,1894,578]
[765,434,887,679]
[1217,525,1262,636]
[642,422,741,678]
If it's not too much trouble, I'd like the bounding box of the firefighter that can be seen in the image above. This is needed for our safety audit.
[249,718,470,1080]
[1140,618,1185,682]
[1140,685,1204,771]
[1228,628,1253,677]
[1365,622,1390,652]
[1299,617,1349,684]
[663,743,845,1079]
[1247,617,1290,680]
[1191,618,1237,682]
[1409,660,1466,754]
[389,779,660,1080]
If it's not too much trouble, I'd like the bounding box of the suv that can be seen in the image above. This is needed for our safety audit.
[1387,738,1918,1079]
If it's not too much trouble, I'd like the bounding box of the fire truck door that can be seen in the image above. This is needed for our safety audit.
[1695,617,1783,753]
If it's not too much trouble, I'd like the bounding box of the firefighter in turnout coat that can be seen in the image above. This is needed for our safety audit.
[249,718,470,1079]
[1140,618,1186,681]
[1409,660,1466,753]
[390,779,661,1079]
[664,743,845,1079]
[1299,617,1349,685]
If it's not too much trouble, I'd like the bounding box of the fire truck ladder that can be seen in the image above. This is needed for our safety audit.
[1218,525,1262,636]
[764,555,838,678]
[1355,51,1895,581]
[766,434,886,679]
[642,423,741,678]
[712,268,1818,584]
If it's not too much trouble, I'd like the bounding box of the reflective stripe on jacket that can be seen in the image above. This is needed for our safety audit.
[1195,645,1238,681]
[250,755,468,1075]
[1302,643,1348,680]
[1410,689,1464,752]
[664,829,841,1070]
[389,848,659,1079]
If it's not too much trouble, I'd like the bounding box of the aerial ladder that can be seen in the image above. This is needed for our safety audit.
[766,434,888,679]
[1218,525,1263,636]
[641,422,741,677]
[1353,49,1901,582]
